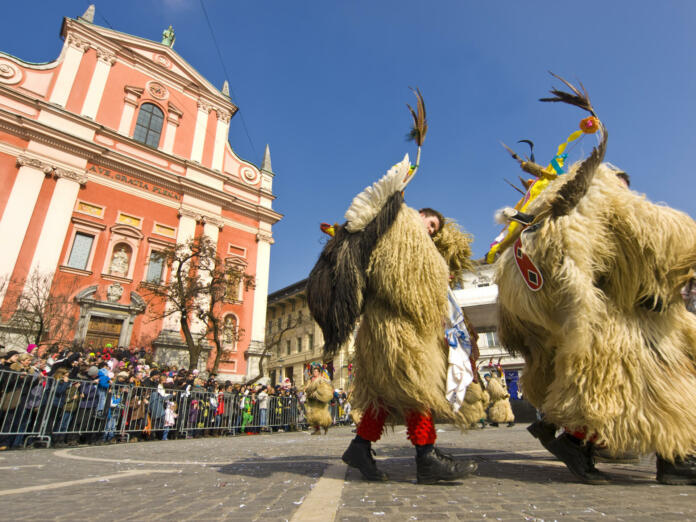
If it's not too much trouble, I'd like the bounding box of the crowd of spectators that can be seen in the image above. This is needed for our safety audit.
[0,343,349,451]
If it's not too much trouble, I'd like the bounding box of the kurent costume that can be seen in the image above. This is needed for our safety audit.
[304,363,333,435]
[491,76,696,485]
[307,90,477,484]
[459,381,489,429]
[485,374,514,426]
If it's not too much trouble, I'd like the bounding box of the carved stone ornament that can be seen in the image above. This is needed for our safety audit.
[177,207,203,222]
[216,108,231,123]
[106,282,124,302]
[0,60,21,84]
[66,34,91,52]
[256,232,274,244]
[202,215,225,230]
[154,53,172,68]
[240,166,260,185]
[95,47,117,66]
[147,81,169,100]
[55,168,88,185]
[16,155,53,174]
[197,99,213,113]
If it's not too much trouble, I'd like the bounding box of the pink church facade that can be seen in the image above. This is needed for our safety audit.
[0,9,281,381]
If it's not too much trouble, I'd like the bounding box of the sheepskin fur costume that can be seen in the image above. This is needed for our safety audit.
[304,378,334,430]
[433,219,474,288]
[459,381,489,428]
[486,377,515,424]
[496,162,696,459]
[307,155,469,426]
[351,205,459,423]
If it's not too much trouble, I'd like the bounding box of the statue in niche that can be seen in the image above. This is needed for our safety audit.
[109,246,130,277]
[223,316,237,345]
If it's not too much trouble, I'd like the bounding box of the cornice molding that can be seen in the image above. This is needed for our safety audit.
[62,19,238,117]
[0,90,281,225]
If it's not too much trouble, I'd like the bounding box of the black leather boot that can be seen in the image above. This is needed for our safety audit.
[656,454,696,485]
[546,433,610,485]
[342,439,388,481]
[527,420,557,450]
[416,447,477,484]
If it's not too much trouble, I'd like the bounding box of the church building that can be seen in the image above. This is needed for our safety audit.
[0,7,281,381]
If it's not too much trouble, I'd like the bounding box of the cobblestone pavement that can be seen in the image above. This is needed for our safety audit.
[0,424,694,521]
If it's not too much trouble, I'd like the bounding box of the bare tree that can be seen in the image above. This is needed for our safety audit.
[2,270,80,347]
[244,312,306,386]
[141,235,254,371]
[197,255,254,375]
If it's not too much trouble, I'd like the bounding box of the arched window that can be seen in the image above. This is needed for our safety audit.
[133,103,164,147]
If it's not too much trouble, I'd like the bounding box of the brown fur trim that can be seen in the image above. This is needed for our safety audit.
[307,192,404,357]
[304,379,333,429]
[459,381,488,427]
[305,379,334,403]
[433,219,474,288]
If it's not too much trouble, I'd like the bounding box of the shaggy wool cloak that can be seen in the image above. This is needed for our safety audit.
[349,206,462,424]
[304,378,333,429]
[496,164,696,459]
[459,381,489,427]
[486,377,515,424]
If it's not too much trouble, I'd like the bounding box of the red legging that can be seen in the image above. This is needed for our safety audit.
[356,404,437,446]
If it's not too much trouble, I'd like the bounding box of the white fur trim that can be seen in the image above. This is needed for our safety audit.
[494,207,517,224]
[344,154,411,233]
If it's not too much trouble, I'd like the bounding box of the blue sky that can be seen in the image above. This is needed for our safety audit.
[2,1,695,292]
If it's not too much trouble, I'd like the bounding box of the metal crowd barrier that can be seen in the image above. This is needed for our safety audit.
[0,368,325,449]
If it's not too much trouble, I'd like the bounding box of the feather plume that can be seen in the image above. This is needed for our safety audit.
[539,72,597,117]
[406,87,428,147]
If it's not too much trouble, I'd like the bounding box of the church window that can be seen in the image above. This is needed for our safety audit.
[145,251,165,283]
[67,232,94,270]
[133,103,164,147]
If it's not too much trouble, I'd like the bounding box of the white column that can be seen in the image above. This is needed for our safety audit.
[191,220,222,334]
[190,100,211,163]
[162,213,198,331]
[211,109,230,171]
[0,157,52,304]
[202,221,220,245]
[118,86,143,135]
[161,103,182,155]
[81,48,116,119]
[49,34,90,107]
[177,214,198,244]
[249,232,273,345]
[26,170,87,276]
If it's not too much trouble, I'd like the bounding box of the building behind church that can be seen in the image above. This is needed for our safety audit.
[0,6,281,382]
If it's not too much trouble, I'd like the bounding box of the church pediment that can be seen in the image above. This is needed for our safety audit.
[63,18,237,115]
